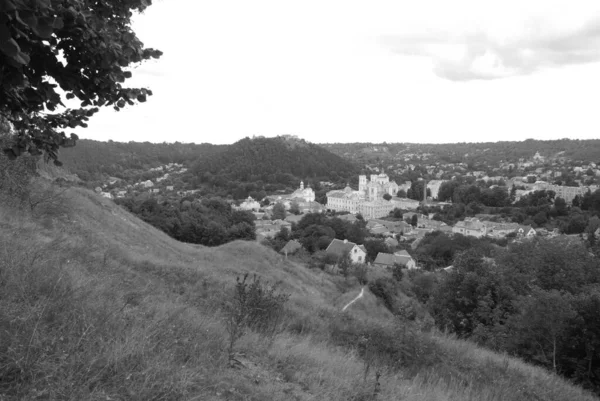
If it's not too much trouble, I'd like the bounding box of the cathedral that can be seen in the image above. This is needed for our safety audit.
[290,181,315,203]
[359,173,400,200]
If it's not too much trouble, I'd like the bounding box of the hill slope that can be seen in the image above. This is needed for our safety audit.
[1,184,597,401]
[191,136,360,184]
[57,139,223,181]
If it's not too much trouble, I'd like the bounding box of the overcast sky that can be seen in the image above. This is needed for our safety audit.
[75,0,600,145]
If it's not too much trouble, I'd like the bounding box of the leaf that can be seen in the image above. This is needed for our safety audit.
[0,23,10,42]
[0,0,15,12]
[53,17,64,30]
[14,51,30,65]
[0,38,19,57]
[32,17,54,38]
[17,10,37,29]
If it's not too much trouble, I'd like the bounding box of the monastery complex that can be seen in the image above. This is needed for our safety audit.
[326,173,399,219]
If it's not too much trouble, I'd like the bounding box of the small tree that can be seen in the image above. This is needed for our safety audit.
[271,202,286,220]
[224,274,289,362]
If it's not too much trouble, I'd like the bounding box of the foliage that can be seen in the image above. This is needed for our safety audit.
[428,237,600,392]
[363,238,389,263]
[192,136,359,190]
[292,213,369,254]
[272,202,286,220]
[116,195,256,246]
[0,0,162,162]
[224,273,289,359]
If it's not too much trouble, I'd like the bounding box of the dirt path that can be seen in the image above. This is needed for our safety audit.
[342,287,365,312]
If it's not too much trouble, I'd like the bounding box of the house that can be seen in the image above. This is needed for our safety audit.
[452,218,486,238]
[337,214,358,223]
[384,237,399,248]
[279,240,302,256]
[325,239,367,264]
[517,225,537,238]
[238,196,261,211]
[373,250,417,269]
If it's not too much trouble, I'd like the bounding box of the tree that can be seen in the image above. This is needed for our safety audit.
[0,0,162,163]
[363,239,389,263]
[289,201,301,215]
[508,289,575,373]
[382,193,392,201]
[271,202,286,220]
[411,214,418,227]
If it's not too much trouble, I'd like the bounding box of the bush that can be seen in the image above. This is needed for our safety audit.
[224,274,289,360]
[350,263,369,285]
[368,278,397,313]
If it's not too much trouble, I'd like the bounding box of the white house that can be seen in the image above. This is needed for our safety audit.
[326,239,367,264]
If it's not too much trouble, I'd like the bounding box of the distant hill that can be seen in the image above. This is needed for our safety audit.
[322,139,600,166]
[191,135,360,185]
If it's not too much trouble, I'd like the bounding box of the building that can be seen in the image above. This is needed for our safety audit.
[452,218,486,238]
[290,181,315,202]
[325,239,367,264]
[373,250,417,269]
[427,180,446,200]
[326,173,397,219]
[358,199,395,220]
[238,196,261,211]
[280,240,303,256]
[390,197,420,210]
[326,186,363,214]
[359,173,400,200]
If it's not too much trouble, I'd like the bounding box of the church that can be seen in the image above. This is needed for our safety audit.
[290,181,315,203]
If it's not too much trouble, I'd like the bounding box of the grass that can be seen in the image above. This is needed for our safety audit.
[0,185,598,400]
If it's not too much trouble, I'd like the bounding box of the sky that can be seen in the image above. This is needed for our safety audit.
[75,0,600,145]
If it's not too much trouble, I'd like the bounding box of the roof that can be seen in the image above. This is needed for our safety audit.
[280,240,302,255]
[385,238,399,247]
[326,239,362,257]
[373,252,414,267]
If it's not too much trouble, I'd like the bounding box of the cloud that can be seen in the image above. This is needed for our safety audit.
[380,17,600,81]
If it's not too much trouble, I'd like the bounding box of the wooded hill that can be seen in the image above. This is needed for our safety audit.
[57,139,224,181]
[191,136,359,185]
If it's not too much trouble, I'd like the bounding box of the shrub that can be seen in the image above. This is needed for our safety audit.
[350,263,369,285]
[223,273,289,360]
[368,278,397,313]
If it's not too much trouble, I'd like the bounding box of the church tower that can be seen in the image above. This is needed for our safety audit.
[359,175,367,192]
[300,181,304,190]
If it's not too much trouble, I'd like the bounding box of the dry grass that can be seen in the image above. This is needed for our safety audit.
[0,185,597,400]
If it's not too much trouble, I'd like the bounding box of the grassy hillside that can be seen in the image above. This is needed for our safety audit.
[1,183,598,400]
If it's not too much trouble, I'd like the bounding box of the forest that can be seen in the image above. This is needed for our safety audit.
[418,236,600,393]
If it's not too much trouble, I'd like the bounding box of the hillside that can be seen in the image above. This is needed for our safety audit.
[57,139,224,182]
[1,182,597,400]
[191,135,360,185]
[322,139,600,166]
